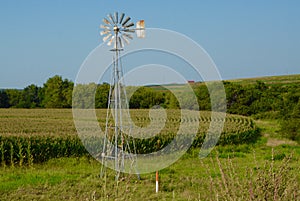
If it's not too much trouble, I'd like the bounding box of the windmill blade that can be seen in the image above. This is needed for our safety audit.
[121,35,130,45]
[100,30,111,36]
[119,13,125,24]
[123,29,135,33]
[118,36,123,48]
[107,36,115,46]
[123,22,134,28]
[100,24,110,30]
[103,18,111,25]
[108,13,115,24]
[123,33,133,40]
[103,33,112,42]
[122,16,131,26]
[114,12,118,24]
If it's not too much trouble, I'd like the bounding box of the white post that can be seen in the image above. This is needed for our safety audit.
[156,171,159,193]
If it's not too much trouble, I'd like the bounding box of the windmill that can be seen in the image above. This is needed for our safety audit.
[99,12,145,180]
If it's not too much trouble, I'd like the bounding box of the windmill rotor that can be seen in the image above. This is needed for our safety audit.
[100,12,145,50]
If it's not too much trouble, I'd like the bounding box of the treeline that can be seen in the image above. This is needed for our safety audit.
[0,75,174,110]
[0,75,299,117]
[0,75,73,108]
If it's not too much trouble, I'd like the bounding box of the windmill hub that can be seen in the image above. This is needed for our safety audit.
[113,26,119,33]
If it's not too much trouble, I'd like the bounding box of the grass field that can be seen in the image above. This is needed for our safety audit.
[0,143,299,200]
[226,74,300,85]
[0,108,299,200]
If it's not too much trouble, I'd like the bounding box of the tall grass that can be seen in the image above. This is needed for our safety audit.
[201,149,299,200]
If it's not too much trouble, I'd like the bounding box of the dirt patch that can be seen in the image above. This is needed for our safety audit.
[266,138,297,147]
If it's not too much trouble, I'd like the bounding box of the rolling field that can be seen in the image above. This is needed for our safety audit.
[0,109,256,138]
[149,74,300,91]
[0,109,259,166]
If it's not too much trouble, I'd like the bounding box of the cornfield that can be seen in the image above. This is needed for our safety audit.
[0,109,259,166]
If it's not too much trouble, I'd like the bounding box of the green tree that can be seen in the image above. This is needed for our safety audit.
[62,78,73,107]
[280,101,300,143]
[6,89,22,108]
[194,84,211,111]
[42,75,73,108]
[72,83,97,109]
[0,90,10,108]
[18,84,41,108]
[95,83,110,108]
[225,82,261,116]
[129,87,165,109]
[163,91,179,109]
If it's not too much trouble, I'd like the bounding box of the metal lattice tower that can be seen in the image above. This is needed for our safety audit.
[99,12,145,180]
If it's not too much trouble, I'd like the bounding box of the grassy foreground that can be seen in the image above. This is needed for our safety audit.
[0,140,299,200]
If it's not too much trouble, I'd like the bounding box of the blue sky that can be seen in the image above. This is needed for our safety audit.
[0,1,299,88]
